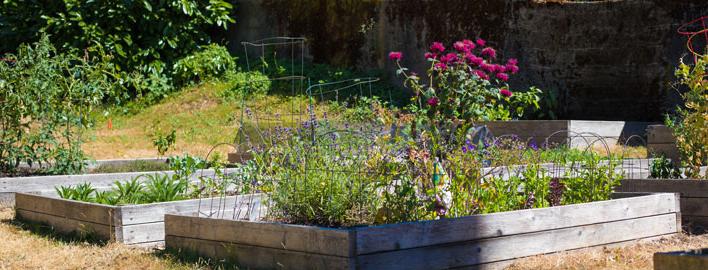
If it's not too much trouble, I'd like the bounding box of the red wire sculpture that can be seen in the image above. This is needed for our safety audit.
[678,15,708,60]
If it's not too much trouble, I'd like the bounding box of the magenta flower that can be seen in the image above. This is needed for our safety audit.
[506,64,519,74]
[500,88,513,97]
[468,55,484,66]
[474,70,489,80]
[388,51,403,61]
[430,42,446,54]
[424,52,436,60]
[440,53,458,64]
[481,63,495,73]
[476,38,486,46]
[434,62,448,71]
[427,97,440,107]
[453,41,469,53]
[481,47,496,58]
[462,39,476,50]
[496,72,509,81]
[507,58,518,65]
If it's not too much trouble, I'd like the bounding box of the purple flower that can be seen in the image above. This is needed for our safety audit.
[547,178,565,206]
[425,52,436,60]
[507,58,518,65]
[388,51,403,61]
[475,38,486,47]
[529,141,538,151]
[524,191,536,209]
[496,72,509,82]
[430,42,446,54]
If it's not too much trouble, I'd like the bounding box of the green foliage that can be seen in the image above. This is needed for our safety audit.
[167,154,206,181]
[650,155,681,179]
[253,111,624,227]
[173,44,237,85]
[666,54,708,179]
[141,174,189,203]
[56,153,212,205]
[55,183,96,202]
[0,36,107,175]
[152,129,177,157]
[220,71,271,101]
[0,0,234,73]
[113,178,144,204]
[260,132,393,227]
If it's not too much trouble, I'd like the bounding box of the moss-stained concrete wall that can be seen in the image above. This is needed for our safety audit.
[228,0,708,121]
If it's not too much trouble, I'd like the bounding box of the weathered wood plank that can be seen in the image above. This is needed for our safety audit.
[120,194,263,225]
[682,216,708,232]
[15,209,115,241]
[166,235,354,270]
[356,213,678,270]
[15,193,117,225]
[647,125,675,143]
[654,249,708,270]
[165,215,354,257]
[355,193,678,255]
[681,198,708,216]
[618,179,708,198]
[0,169,237,193]
[121,222,165,245]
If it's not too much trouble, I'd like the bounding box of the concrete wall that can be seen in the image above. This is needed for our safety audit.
[228,0,708,121]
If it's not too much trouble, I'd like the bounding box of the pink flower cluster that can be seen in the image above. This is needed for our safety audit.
[389,51,403,61]
[411,39,521,82]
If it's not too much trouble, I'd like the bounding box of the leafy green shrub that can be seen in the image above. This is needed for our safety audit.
[666,54,708,179]
[220,71,271,101]
[56,174,188,205]
[254,113,624,227]
[173,44,237,85]
[152,129,177,157]
[650,155,681,179]
[57,153,216,205]
[0,0,233,75]
[0,36,108,175]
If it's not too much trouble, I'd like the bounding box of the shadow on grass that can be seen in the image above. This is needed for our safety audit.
[2,211,110,246]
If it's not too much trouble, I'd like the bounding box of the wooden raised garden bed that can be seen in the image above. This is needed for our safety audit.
[617,179,708,233]
[654,248,708,270]
[15,193,264,247]
[480,120,652,147]
[165,193,680,269]
[0,168,236,206]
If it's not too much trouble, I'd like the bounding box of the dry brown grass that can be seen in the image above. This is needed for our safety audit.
[2,205,706,269]
[507,234,708,270]
[0,208,207,270]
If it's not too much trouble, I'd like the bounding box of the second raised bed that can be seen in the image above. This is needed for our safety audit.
[165,193,680,269]
[15,193,264,247]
